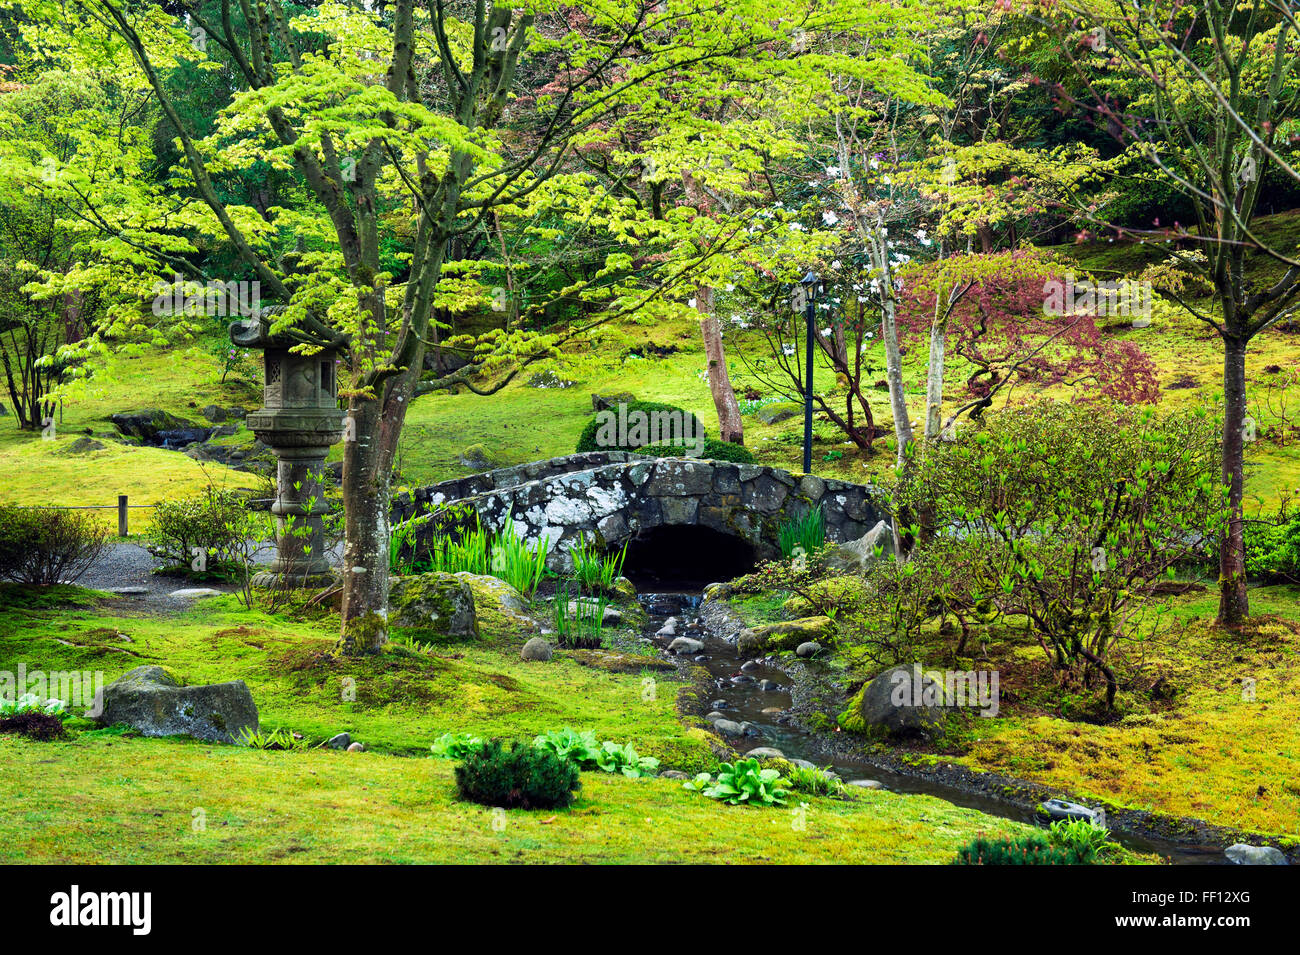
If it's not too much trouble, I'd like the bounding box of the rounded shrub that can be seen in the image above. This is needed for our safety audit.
[575,400,705,454]
[454,740,581,809]
[699,437,754,464]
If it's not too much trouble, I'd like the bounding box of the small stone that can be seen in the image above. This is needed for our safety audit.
[847,779,884,789]
[1037,798,1103,825]
[789,759,817,770]
[705,711,726,721]
[761,707,783,715]
[747,746,785,759]
[169,588,223,599]
[712,718,745,737]
[709,700,729,710]
[795,641,823,658]
[107,586,149,596]
[326,733,351,750]
[660,770,690,780]
[1225,844,1288,865]
[346,742,365,752]
[520,637,553,662]
[758,679,778,691]
[740,660,762,673]
[693,654,709,662]
[667,636,703,654]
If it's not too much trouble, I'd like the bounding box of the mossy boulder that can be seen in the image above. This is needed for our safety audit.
[737,616,835,655]
[459,443,496,471]
[93,664,258,744]
[452,573,537,632]
[608,576,637,601]
[389,573,479,641]
[837,664,948,741]
[825,519,894,576]
[109,409,199,442]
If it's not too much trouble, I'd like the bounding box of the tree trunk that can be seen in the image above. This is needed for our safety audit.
[881,293,912,468]
[337,280,432,651]
[697,289,743,444]
[680,169,742,446]
[923,310,946,442]
[338,395,391,654]
[1218,335,1250,626]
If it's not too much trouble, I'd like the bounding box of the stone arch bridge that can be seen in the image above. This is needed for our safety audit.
[392,451,887,571]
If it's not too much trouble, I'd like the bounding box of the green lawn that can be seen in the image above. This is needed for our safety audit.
[0,584,1059,864]
[0,733,1038,864]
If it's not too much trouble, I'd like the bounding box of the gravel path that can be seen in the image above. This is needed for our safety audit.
[80,541,279,609]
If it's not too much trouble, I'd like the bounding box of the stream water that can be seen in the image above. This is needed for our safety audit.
[635,589,1225,866]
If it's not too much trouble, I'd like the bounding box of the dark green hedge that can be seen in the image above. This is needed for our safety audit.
[574,400,753,463]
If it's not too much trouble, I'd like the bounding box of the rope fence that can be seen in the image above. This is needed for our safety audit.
[26,496,278,536]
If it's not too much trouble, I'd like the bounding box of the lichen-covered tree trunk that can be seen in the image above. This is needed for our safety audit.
[1218,336,1250,626]
[338,396,390,654]
[923,314,946,442]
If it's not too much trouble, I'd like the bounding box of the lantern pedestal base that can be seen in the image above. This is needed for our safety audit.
[251,570,338,590]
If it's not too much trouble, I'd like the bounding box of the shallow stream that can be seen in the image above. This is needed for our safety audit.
[635,589,1225,866]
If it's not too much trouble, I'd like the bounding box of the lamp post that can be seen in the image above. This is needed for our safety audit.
[799,271,820,474]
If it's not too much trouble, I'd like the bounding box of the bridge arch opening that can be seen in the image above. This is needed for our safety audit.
[620,524,757,590]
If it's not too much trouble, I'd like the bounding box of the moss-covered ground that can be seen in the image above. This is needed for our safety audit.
[0,584,1056,864]
[8,218,1300,863]
[733,581,1300,842]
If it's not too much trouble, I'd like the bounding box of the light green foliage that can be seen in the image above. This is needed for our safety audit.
[401,516,549,598]
[531,727,602,766]
[1048,819,1112,859]
[552,585,607,649]
[684,758,791,807]
[238,727,313,751]
[784,764,845,797]
[893,401,1228,706]
[429,732,487,761]
[0,693,68,718]
[777,507,825,560]
[568,534,628,595]
[489,519,550,598]
[592,741,660,779]
[146,488,266,579]
[531,728,659,778]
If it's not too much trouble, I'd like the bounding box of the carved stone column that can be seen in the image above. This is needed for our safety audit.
[231,317,344,586]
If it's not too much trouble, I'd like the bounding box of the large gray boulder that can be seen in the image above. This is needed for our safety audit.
[826,519,894,575]
[851,664,947,740]
[1225,844,1288,865]
[389,572,479,639]
[93,665,258,744]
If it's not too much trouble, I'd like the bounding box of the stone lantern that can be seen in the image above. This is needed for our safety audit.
[230,315,345,586]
